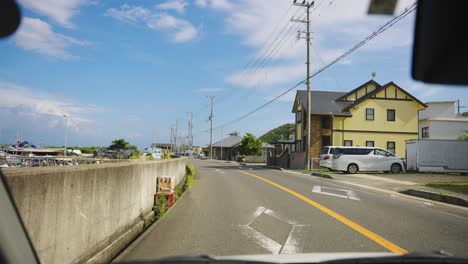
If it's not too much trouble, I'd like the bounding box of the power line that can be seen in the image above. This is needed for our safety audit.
[193,2,417,136]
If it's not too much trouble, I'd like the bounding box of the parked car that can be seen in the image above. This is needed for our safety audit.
[331,147,405,174]
[319,146,336,169]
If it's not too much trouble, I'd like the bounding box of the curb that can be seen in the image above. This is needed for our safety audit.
[399,189,468,208]
[311,172,334,179]
[263,165,284,171]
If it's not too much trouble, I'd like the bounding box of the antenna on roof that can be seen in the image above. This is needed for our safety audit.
[371,72,376,79]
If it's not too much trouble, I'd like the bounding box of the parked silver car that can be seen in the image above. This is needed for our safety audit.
[319,146,336,169]
[331,147,405,174]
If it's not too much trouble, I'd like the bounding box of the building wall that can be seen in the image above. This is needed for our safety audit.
[419,120,468,139]
[310,115,322,159]
[332,85,424,158]
[419,102,456,119]
[337,98,422,133]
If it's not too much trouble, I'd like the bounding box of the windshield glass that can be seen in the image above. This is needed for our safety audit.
[1,1,468,263]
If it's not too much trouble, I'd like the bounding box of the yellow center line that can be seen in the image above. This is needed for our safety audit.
[237,169,408,254]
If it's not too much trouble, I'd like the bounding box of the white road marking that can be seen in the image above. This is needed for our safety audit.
[239,226,282,254]
[264,209,297,225]
[280,225,307,254]
[240,206,309,254]
[219,171,225,174]
[215,169,221,172]
[423,202,434,206]
[312,185,360,200]
[246,206,267,225]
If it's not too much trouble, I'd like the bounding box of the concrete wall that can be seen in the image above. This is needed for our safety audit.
[2,159,186,264]
[419,119,468,139]
[419,102,456,119]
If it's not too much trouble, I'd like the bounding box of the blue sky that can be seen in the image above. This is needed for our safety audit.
[1,0,467,149]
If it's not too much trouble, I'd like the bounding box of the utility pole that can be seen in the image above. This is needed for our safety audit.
[220,126,224,160]
[170,127,173,152]
[175,120,179,153]
[292,0,313,170]
[187,112,193,158]
[208,96,215,159]
[63,115,68,157]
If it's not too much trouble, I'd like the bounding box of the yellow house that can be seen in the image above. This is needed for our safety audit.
[292,80,427,160]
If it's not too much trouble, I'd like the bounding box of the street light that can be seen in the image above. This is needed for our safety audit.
[63,115,68,157]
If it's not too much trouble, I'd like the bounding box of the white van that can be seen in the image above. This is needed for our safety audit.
[319,146,337,169]
[331,147,405,174]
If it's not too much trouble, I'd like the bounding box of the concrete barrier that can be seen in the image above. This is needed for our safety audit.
[2,158,186,264]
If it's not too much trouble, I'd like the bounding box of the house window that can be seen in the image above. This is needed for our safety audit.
[387,109,395,121]
[387,141,396,154]
[366,108,374,120]
[366,141,374,147]
[344,140,353,146]
[296,111,302,123]
[421,127,429,138]
[321,116,331,129]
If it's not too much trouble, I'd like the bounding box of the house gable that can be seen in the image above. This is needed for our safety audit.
[291,93,302,113]
[343,82,427,111]
[337,79,380,102]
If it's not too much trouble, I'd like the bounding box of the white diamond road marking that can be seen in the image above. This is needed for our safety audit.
[239,206,307,254]
[312,185,360,201]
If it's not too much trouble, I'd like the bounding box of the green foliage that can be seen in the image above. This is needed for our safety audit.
[259,123,294,144]
[109,139,130,150]
[238,133,263,156]
[146,155,154,161]
[457,134,468,140]
[155,194,167,218]
[186,163,196,176]
[462,111,468,117]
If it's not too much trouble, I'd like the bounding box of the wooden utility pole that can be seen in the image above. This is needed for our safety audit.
[292,0,313,169]
[208,96,215,159]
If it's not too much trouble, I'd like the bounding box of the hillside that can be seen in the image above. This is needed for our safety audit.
[259,123,294,144]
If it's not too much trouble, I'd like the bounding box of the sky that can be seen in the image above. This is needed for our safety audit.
[0,0,467,149]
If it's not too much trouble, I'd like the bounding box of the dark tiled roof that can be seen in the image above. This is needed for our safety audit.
[212,135,242,147]
[295,90,352,116]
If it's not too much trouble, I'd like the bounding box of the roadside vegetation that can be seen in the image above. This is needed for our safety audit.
[259,123,294,144]
[155,163,196,219]
[425,182,468,195]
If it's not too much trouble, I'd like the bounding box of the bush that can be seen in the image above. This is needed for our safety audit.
[155,194,167,218]
[186,163,196,176]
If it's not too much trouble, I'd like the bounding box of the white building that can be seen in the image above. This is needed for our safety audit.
[419,101,468,139]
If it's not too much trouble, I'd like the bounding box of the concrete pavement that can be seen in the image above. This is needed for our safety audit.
[116,160,468,262]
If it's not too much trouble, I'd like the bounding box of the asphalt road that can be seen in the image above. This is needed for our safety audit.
[117,160,468,261]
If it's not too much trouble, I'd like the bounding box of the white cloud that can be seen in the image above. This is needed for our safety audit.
[197,88,224,92]
[227,64,305,88]
[0,82,97,129]
[194,0,232,9]
[105,4,150,23]
[221,0,417,88]
[156,0,188,14]
[147,13,198,42]
[18,0,88,28]
[106,5,198,43]
[14,17,89,59]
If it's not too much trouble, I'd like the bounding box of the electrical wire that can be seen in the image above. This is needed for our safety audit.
[193,1,417,136]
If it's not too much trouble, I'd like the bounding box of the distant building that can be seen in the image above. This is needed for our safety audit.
[211,132,242,160]
[418,101,468,139]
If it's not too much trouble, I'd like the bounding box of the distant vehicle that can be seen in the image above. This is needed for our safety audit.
[319,146,336,169]
[331,147,405,174]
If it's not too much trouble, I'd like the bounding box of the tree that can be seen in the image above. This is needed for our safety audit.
[109,139,130,150]
[238,133,262,156]
[259,123,294,144]
[457,134,468,140]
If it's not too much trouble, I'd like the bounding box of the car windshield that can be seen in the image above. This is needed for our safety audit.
[1,1,468,264]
